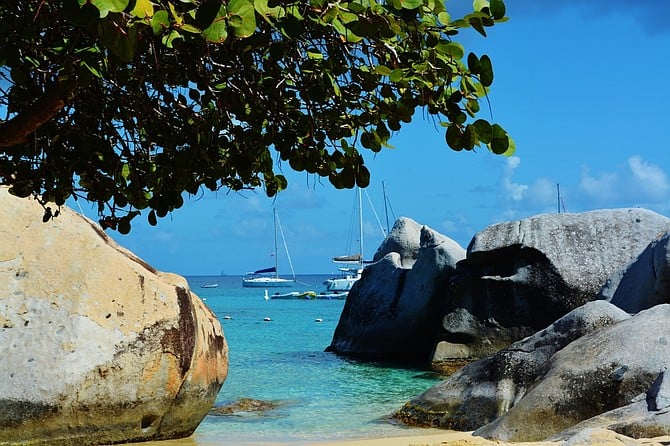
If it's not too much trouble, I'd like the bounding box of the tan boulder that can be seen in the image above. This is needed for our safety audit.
[0,188,228,445]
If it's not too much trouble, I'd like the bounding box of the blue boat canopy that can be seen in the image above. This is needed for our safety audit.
[253,266,276,274]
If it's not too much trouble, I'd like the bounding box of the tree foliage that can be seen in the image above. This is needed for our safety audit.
[0,0,512,233]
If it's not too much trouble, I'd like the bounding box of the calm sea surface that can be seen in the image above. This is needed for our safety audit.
[185,274,443,445]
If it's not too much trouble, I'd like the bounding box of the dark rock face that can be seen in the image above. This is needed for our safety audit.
[395,301,630,432]
[599,231,670,314]
[440,208,670,360]
[327,218,465,363]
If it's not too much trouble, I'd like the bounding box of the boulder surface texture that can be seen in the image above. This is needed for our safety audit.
[441,208,670,359]
[599,231,670,314]
[397,302,670,442]
[0,189,228,445]
[395,301,630,432]
[327,217,465,363]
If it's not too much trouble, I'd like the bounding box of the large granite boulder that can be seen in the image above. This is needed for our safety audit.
[395,300,630,431]
[441,208,670,360]
[0,189,228,445]
[327,218,465,363]
[474,304,670,442]
[397,302,670,442]
[598,231,670,314]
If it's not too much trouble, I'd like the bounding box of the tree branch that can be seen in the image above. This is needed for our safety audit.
[0,78,76,148]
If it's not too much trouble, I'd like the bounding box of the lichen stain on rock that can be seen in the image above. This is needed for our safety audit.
[174,287,196,375]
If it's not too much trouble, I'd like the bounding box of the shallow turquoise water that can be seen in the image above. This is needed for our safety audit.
[187,275,443,444]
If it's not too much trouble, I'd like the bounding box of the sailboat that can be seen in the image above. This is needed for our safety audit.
[242,209,296,288]
[323,187,366,292]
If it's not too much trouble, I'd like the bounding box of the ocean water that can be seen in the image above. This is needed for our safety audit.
[186,274,444,445]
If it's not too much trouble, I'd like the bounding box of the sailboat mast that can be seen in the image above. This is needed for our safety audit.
[382,181,390,236]
[358,186,364,267]
[273,208,279,278]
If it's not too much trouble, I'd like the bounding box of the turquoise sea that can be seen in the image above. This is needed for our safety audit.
[185,274,444,445]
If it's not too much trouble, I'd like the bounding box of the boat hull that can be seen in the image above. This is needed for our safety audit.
[270,291,317,300]
[243,277,295,288]
[315,292,348,300]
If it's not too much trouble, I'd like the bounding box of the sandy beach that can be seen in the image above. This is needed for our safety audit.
[127,428,670,446]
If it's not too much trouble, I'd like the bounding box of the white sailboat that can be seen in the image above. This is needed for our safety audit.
[323,184,394,292]
[323,187,366,292]
[242,209,296,288]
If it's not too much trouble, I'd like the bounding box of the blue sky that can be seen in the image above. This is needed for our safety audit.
[80,0,670,276]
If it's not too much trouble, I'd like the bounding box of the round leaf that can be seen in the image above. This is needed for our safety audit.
[489,123,509,154]
[399,0,423,10]
[228,0,257,38]
[479,54,494,87]
[202,5,228,43]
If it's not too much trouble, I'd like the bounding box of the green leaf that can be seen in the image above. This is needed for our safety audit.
[121,163,130,180]
[254,0,284,21]
[202,5,228,42]
[437,42,464,60]
[490,0,506,19]
[472,119,492,143]
[118,217,131,234]
[473,0,489,12]
[91,0,129,18]
[151,10,170,34]
[162,29,184,48]
[465,98,480,116]
[306,48,323,60]
[179,24,201,33]
[228,0,257,37]
[469,16,486,36]
[445,125,464,150]
[389,69,405,83]
[131,0,154,18]
[356,165,371,188]
[479,54,493,87]
[467,52,481,73]
[374,65,392,76]
[502,136,516,157]
[148,209,157,226]
[462,124,476,150]
[437,11,450,25]
[489,124,509,154]
[80,61,102,78]
[399,0,423,9]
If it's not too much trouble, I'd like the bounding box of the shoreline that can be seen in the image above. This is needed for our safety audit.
[127,428,670,446]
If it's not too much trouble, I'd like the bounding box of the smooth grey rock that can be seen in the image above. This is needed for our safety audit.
[328,218,465,363]
[442,209,670,360]
[599,231,670,314]
[373,217,424,268]
[395,301,629,431]
[475,304,670,442]
[646,370,670,412]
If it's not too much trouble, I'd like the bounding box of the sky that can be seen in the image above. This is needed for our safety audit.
[75,0,670,277]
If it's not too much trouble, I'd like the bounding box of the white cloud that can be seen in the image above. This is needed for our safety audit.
[577,156,670,210]
[627,156,670,198]
[579,166,617,202]
[502,156,528,201]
